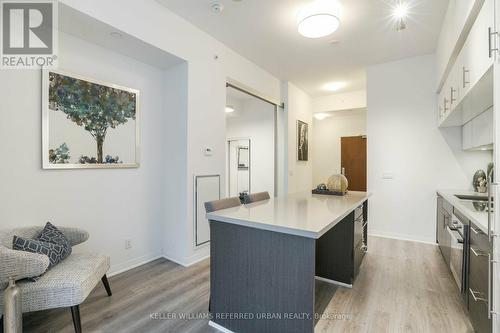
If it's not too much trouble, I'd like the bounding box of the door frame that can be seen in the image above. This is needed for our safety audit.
[226,81,282,197]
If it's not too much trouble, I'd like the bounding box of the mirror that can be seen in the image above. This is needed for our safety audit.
[228,139,250,197]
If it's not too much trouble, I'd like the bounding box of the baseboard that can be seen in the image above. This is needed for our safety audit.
[186,254,210,267]
[108,253,163,277]
[106,234,435,278]
[161,253,190,267]
[315,276,352,288]
[368,232,437,246]
[209,321,235,333]
[162,253,210,267]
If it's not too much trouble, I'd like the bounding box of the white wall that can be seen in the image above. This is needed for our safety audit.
[367,54,492,243]
[226,97,275,197]
[17,0,283,266]
[162,62,189,265]
[312,109,366,186]
[313,90,367,113]
[0,32,183,274]
[283,82,313,194]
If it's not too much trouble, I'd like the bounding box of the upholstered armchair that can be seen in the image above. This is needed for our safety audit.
[0,226,112,333]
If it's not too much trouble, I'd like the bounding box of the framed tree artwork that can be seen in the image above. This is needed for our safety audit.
[297,120,308,161]
[42,69,140,169]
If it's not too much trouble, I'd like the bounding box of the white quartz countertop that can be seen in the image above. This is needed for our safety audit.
[437,189,491,234]
[206,191,371,239]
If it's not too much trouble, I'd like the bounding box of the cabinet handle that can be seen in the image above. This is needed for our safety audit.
[462,67,470,88]
[470,225,483,235]
[470,247,487,257]
[469,288,488,303]
[450,87,457,104]
[488,253,492,318]
[443,98,449,112]
[489,27,498,58]
[491,255,500,317]
[487,182,495,241]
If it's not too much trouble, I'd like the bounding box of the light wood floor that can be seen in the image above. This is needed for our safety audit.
[23,236,474,333]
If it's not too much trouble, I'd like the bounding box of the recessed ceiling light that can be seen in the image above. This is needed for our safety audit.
[225,106,235,113]
[314,113,332,120]
[323,81,347,92]
[392,1,408,31]
[109,31,123,39]
[297,0,341,39]
[393,1,408,19]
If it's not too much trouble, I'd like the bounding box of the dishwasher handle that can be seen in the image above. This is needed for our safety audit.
[447,226,463,244]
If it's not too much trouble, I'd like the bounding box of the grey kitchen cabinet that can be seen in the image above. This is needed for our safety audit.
[437,196,452,265]
[437,196,493,332]
[468,221,492,333]
[316,201,368,285]
[437,196,444,243]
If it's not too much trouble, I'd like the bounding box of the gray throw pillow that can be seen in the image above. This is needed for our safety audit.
[36,222,72,256]
[12,236,69,268]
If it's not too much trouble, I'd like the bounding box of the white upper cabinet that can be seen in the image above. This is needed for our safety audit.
[462,120,473,150]
[437,0,496,127]
[435,0,482,91]
[462,107,494,150]
[472,107,494,148]
[461,0,495,95]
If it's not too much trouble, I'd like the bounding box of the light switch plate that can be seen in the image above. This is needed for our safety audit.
[382,172,394,179]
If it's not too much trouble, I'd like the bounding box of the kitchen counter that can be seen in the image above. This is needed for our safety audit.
[437,189,491,233]
[206,190,371,238]
[207,191,370,333]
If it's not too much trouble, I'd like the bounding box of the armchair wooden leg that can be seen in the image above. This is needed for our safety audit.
[70,305,81,333]
[101,274,112,297]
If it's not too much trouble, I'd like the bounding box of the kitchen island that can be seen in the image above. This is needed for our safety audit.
[206,191,370,333]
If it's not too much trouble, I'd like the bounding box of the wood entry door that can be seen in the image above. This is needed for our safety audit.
[341,136,367,191]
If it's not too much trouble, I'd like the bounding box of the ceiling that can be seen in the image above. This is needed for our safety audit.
[156,0,448,97]
[60,4,184,70]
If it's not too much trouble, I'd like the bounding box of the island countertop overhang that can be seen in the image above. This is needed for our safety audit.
[206,191,371,239]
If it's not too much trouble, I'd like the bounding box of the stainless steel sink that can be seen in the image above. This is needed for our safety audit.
[454,194,489,201]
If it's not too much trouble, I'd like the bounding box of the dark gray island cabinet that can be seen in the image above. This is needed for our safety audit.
[207,191,370,333]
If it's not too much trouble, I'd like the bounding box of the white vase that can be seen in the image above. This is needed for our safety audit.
[4,278,22,333]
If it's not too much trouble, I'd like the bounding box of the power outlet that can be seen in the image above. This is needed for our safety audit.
[125,239,133,250]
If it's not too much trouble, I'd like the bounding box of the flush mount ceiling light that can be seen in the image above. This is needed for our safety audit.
[225,106,235,113]
[314,113,332,120]
[297,0,341,38]
[323,81,347,92]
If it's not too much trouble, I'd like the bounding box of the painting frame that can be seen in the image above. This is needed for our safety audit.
[297,120,308,161]
[42,68,141,169]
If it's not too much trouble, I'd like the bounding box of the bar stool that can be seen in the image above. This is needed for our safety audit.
[204,196,241,313]
[204,197,242,213]
[242,191,271,204]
